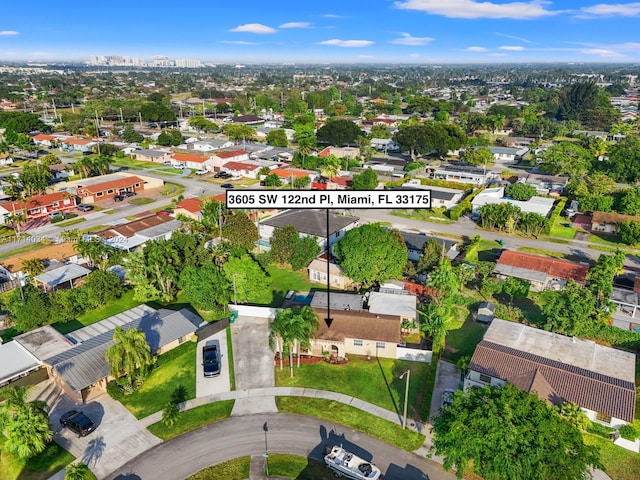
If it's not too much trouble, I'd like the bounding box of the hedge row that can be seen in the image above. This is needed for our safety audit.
[448,187,485,221]
[545,197,567,234]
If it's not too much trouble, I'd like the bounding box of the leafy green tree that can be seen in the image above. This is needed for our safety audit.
[83,270,124,307]
[461,147,494,167]
[431,383,601,480]
[0,386,52,460]
[316,119,363,146]
[156,129,183,147]
[620,220,640,246]
[143,239,182,302]
[618,188,640,216]
[557,402,591,432]
[291,236,321,271]
[351,168,378,190]
[188,116,218,133]
[293,176,310,190]
[105,326,154,386]
[539,142,593,176]
[179,262,230,310]
[370,124,392,139]
[601,136,640,183]
[222,211,259,251]
[586,250,625,304]
[74,237,114,269]
[161,401,180,427]
[40,153,61,166]
[121,125,144,143]
[264,173,282,187]
[200,199,227,237]
[265,129,288,147]
[293,125,317,168]
[7,284,52,331]
[502,277,530,305]
[416,238,441,274]
[334,224,407,288]
[0,112,48,133]
[223,254,270,303]
[541,280,600,335]
[17,162,53,196]
[269,225,299,265]
[224,123,256,142]
[505,182,537,201]
[64,463,92,480]
[321,154,341,179]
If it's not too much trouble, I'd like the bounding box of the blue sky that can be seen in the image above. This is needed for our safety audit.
[1,0,640,63]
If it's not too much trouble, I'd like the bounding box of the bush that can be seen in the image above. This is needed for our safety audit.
[587,421,615,439]
[618,424,638,441]
[545,197,567,234]
[106,380,124,400]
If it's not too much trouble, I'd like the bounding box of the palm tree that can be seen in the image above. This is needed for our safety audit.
[65,462,91,480]
[269,310,289,371]
[22,258,46,279]
[292,306,319,369]
[7,210,27,234]
[321,154,341,180]
[161,401,180,427]
[269,307,318,377]
[74,238,110,268]
[105,326,154,386]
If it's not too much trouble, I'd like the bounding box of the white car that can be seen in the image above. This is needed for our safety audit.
[195,169,208,175]
[441,389,456,409]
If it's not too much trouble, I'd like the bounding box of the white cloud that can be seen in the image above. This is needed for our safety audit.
[494,32,534,43]
[220,40,256,45]
[466,46,487,51]
[0,30,19,36]
[580,48,624,57]
[578,2,640,17]
[229,23,276,34]
[323,14,344,18]
[279,22,311,28]
[317,39,374,47]
[394,0,556,19]
[499,45,525,50]
[390,33,434,45]
[409,53,421,57]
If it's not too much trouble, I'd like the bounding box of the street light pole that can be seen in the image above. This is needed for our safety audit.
[399,369,410,429]
[263,422,269,476]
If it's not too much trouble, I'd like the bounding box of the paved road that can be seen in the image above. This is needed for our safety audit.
[105,413,454,480]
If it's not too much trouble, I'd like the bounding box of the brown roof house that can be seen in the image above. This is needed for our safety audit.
[495,250,589,292]
[465,319,636,427]
[92,214,181,251]
[591,211,640,234]
[308,258,353,290]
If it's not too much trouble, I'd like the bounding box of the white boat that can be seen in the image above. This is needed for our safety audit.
[324,445,381,480]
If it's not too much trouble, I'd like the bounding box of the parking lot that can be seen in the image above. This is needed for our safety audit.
[196,329,231,398]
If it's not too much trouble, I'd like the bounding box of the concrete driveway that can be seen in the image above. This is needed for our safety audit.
[429,360,461,421]
[230,315,275,390]
[31,380,161,480]
[196,329,231,398]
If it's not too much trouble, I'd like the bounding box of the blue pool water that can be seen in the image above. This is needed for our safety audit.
[292,293,313,304]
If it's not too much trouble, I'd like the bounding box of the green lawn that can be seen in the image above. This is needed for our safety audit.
[0,436,74,480]
[226,328,236,390]
[584,434,640,480]
[276,397,425,452]
[548,220,578,240]
[162,182,186,197]
[267,454,333,480]
[53,289,142,334]
[128,197,155,206]
[443,317,487,363]
[187,457,250,480]
[56,218,86,228]
[147,400,234,440]
[117,340,197,419]
[275,355,431,421]
[247,265,323,307]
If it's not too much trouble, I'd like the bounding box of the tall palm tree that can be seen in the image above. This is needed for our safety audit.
[105,326,154,386]
[74,238,111,269]
[269,310,290,371]
[292,306,319,368]
[65,462,91,480]
[321,154,341,180]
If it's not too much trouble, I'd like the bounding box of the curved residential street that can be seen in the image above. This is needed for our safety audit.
[105,413,454,480]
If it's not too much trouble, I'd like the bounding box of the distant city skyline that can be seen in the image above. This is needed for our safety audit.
[2,0,640,64]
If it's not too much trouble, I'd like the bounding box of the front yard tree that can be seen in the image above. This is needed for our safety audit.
[156,129,183,147]
[334,224,407,288]
[223,254,270,304]
[620,220,640,246]
[269,306,318,377]
[64,463,92,480]
[505,182,537,201]
[105,326,153,387]
[121,125,144,143]
[316,119,363,146]
[351,167,378,190]
[431,384,601,480]
[179,262,230,310]
[266,128,288,147]
[224,123,256,142]
[222,211,259,251]
[460,147,494,167]
[539,142,593,177]
[21,258,45,278]
[502,276,531,305]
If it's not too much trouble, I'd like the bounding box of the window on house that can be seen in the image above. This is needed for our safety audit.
[52,202,59,207]
[353,339,363,346]
[375,342,385,349]
[107,189,114,194]
[479,374,492,384]
[595,412,612,424]
[96,192,103,197]
[135,183,140,187]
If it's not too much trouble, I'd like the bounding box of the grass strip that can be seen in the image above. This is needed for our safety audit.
[147,400,235,441]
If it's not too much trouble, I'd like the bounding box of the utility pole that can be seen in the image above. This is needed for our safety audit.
[95,111,101,155]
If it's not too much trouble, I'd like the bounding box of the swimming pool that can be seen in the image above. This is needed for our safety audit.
[292,292,313,304]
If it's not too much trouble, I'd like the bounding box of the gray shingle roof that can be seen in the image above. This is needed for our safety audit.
[261,209,358,237]
[45,306,203,391]
[400,231,456,253]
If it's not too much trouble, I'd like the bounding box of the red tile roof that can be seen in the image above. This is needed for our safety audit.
[171,153,208,163]
[176,198,203,214]
[223,161,259,171]
[470,340,636,423]
[96,214,173,239]
[497,250,589,283]
[62,138,92,145]
[317,147,331,158]
[2,192,75,212]
[272,168,314,179]
[33,134,57,141]
[215,150,248,159]
[78,176,143,195]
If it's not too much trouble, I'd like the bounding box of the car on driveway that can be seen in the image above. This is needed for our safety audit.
[60,410,97,437]
[77,204,94,212]
[114,195,124,202]
[120,191,137,198]
[203,341,221,377]
[48,211,65,221]
[221,183,234,189]
[196,169,208,175]
[441,389,456,409]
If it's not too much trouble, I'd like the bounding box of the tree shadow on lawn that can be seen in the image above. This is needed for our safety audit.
[376,357,402,420]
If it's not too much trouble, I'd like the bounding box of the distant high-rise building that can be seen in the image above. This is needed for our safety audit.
[175,58,203,68]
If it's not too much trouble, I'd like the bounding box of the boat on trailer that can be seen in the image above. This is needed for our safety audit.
[324,445,381,479]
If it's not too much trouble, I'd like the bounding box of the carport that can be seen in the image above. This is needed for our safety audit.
[33,263,92,292]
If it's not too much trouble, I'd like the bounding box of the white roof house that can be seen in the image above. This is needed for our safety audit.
[367,291,417,321]
[471,187,555,216]
[0,341,41,387]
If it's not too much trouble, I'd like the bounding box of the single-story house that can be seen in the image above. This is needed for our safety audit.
[0,341,42,388]
[43,305,203,403]
[465,319,636,427]
[471,187,555,217]
[77,175,144,202]
[0,191,77,224]
[393,182,466,210]
[170,153,212,170]
[318,146,360,160]
[0,242,83,283]
[226,115,264,125]
[400,231,458,262]
[93,214,181,251]
[0,152,13,166]
[173,194,226,222]
[501,137,535,148]
[610,285,640,332]
[434,164,496,185]
[259,209,359,252]
[189,139,235,152]
[307,258,353,290]
[482,146,529,164]
[370,138,400,152]
[132,148,172,163]
[59,137,95,152]
[495,250,589,292]
[32,134,60,148]
[209,150,250,170]
[49,163,73,180]
[476,301,495,323]
[591,211,640,234]
[309,308,401,360]
[271,168,317,185]
[53,173,163,203]
[221,161,261,179]
[367,291,417,322]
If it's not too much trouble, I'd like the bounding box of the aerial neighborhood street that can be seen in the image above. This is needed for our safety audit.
[1,3,640,480]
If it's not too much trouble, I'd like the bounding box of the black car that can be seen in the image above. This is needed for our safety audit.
[213,171,223,178]
[60,410,96,437]
[221,183,234,189]
[120,191,137,198]
[113,195,124,202]
[203,342,221,377]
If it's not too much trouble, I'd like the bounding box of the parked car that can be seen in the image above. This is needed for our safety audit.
[221,183,234,189]
[120,191,137,198]
[213,171,223,178]
[163,160,173,166]
[60,410,97,437]
[203,341,221,377]
[196,169,208,175]
[77,204,94,212]
[114,195,124,202]
[441,389,456,409]
[156,210,172,216]
[48,211,65,220]
[174,163,186,169]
